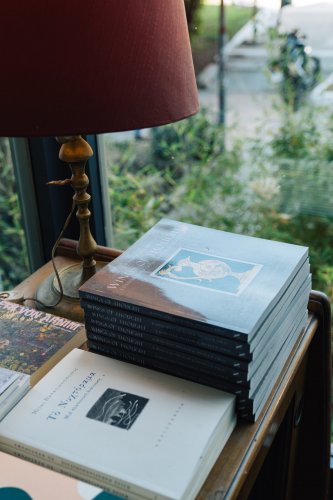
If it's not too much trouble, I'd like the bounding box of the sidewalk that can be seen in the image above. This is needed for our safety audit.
[198,2,333,139]
[109,3,333,143]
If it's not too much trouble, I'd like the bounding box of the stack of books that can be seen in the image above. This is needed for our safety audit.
[79,218,311,421]
[0,367,29,421]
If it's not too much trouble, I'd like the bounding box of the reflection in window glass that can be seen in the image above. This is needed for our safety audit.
[98,0,333,317]
[101,102,333,316]
[0,138,29,291]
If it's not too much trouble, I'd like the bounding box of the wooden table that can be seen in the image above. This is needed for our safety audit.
[10,239,332,499]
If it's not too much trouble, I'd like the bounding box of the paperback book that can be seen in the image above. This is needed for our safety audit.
[0,349,236,500]
[79,218,309,344]
[79,219,310,421]
[0,368,29,420]
[86,294,306,392]
[84,272,310,387]
[87,302,308,421]
[0,299,86,386]
[81,299,251,359]
[238,310,309,420]
[81,256,309,360]
[0,367,20,396]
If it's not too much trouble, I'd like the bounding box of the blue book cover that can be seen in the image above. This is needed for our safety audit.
[79,219,309,342]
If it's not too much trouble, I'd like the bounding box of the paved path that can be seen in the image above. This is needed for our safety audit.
[109,3,333,143]
[198,2,333,140]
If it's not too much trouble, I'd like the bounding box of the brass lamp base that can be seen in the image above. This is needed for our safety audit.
[35,135,104,323]
[36,262,105,323]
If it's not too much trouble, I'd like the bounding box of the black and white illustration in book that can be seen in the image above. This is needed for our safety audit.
[86,388,149,430]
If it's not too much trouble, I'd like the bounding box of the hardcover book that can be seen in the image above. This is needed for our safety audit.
[0,348,236,500]
[79,218,309,344]
[0,299,86,386]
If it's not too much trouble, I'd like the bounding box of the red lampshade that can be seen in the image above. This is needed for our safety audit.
[0,1,199,137]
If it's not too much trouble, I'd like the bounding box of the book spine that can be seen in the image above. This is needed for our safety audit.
[79,291,248,343]
[236,311,309,422]
[87,339,251,404]
[81,299,251,360]
[84,315,249,371]
[86,327,249,386]
[238,409,255,422]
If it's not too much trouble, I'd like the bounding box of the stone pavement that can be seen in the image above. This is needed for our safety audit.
[198,2,333,140]
[109,2,333,143]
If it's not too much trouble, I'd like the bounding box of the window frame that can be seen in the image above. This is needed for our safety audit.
[10,135,112,273]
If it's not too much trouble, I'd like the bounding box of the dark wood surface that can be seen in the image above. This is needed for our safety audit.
[12,239,332,499]
[199,297,331,500]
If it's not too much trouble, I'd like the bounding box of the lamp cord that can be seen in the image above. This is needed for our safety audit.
[0,201,76,308]
[29,199,76,308]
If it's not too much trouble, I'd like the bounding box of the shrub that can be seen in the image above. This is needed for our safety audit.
[0,139,29,290]
[106,106,333,312]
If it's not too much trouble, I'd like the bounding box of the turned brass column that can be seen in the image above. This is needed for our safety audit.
[36,135,104,322]
[57,135,97,284]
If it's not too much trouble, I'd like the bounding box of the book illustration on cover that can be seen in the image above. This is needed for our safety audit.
[152,248,262,295]
[86,388,149,430]
[0,316,74,373]
[0,299,86,384]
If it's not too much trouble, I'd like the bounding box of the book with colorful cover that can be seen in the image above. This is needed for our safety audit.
[0,451,123,499]
[0,299,86,386]
[79,218,309,344]
[0,348,236,500]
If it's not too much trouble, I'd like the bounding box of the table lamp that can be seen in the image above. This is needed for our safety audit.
[0,1,199,321]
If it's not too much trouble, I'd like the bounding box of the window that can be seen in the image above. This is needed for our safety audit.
[0,139,30,291]
[1,136,112,291]
[2,2,333,318]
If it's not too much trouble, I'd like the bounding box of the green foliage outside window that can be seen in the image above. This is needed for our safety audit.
[0,139,29,291]
[105,105,333,314]
[2,103,332,312]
